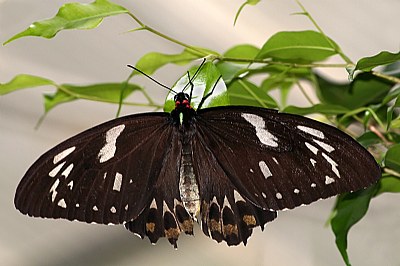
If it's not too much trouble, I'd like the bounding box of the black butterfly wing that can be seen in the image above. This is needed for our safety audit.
[15,113,177,225]
[195,106,381,211]
[191,126,277,246]
[124,129,194,248]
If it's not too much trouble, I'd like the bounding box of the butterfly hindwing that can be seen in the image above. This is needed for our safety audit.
[195,106,381,211]
[125,129,194,248]
[15,113,175,225]
[191,125,277,245]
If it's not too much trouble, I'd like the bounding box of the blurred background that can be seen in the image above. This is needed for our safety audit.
[1,0,399,265]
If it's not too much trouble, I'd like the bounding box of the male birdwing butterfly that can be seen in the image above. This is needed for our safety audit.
[14,60,380,248]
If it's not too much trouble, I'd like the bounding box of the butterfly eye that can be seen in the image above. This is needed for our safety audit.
[182,99,190,108]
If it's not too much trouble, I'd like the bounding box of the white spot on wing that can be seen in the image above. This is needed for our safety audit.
[249,168,254,173]
[262,192,267,198]
[233,190,245,202]
[67,180,73,190]
[113,172,123,191]
[49,179,60,202]
[276,192,283,199]
[211,196,219,207]
[305,142,319,155]
[325,176,335,185]
[322,153,340,178]
[110,206,117,213]
[173,198,182,209]
[150,198,157,209]
[311,183,317,188]
[163,200,170,213]
[259,161,272,179]
[241,113,278,147]
[222,196,231,208]
[125,204,129,211]
[313,139,335,153]
[310,158,317,167]
[294,188,300,194]
[297,125,325,139]
[48,162,66,177]
[53,146,76,164]
[93,205,98,211]
[61,163,74,177]
[98,124,125,163]
[58,198,67,208]
[75,203,80,208]
[272,157,279,164]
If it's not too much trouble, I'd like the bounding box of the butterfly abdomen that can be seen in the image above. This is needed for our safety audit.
[178,137,200,220]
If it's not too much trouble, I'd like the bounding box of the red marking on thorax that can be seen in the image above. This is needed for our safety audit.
[175,99,192,109]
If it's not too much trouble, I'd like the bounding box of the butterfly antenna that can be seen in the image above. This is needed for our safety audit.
[184,58,207,105]
[187,71,195,104]
[127,65,177,95]
[183,58,207,92]
[198,75,223,110]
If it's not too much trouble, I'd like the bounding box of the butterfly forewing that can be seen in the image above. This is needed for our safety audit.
[195,106,381,211]
[15,113,175,225]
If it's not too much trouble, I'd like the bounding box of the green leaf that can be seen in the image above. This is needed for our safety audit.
[387,96,400,130]
[223,44,260,60]
[215,61,245,84]
[4,0,128,44]
[356,51,400,72]
[261,76,294,92]
[390,116,400,128]
[381,86,400,106]
[44,83,140,112]
[257,31,339,62]
[382,61,400,77]
[228,79,277,108]
[134,49,212,75]
[262,80,294,107]
[0,74,55,95]
[234,0,260,25]
[384,144,400,173]
[356,131,381,147]
[376,176,400,195]
[164,62,229,112]
[316,72,393,109]
[283,104,349,115]
[331,186,378,266]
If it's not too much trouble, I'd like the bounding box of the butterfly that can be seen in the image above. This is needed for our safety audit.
[14,60,381,248]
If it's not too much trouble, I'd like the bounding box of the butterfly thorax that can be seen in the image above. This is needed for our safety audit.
[171,92,196,127]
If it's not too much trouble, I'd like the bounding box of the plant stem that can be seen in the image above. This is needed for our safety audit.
[383,168,400,178]
[55,84,162,109]
[296,80,315,105]
[127,12,208,57]
[221,56,347,68]
[372,71,400,84]
[295,0,353,65]
[369,125,392,146]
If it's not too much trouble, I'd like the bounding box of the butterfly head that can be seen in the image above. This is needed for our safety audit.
[174,92,192,111]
